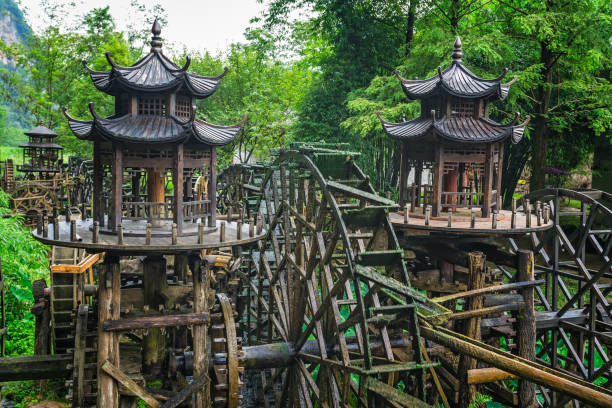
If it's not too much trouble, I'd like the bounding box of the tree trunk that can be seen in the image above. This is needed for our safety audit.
[404,0,417,56]
[530,41,554,191]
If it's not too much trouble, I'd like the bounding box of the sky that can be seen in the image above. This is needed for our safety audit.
[18,0,268,54]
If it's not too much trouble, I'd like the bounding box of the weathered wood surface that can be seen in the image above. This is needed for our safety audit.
[468,367,516,384]
[0,354,71,381]
[458,252,485,407]
[517,250,536,408]
[97,256,121,407]
[100,360,160,408]
[420,326,612,408]
[34,219,265,254]
[390,209,551,235]
[103,313,210,332]
[162,372,210,408]
[142,255,167,377]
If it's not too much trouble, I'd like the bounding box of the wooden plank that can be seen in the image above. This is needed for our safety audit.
[51,253,101,273]
[364,376,433,408]
[100,360,160,408]
[103,313,210,331]
[162,373,210,408]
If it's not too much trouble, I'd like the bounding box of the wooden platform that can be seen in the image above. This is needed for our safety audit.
[390,209,552,236]
[33,218,265,255]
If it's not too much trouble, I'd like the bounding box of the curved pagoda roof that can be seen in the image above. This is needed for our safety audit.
[378,112,528,145]
[63,103,245,147]
[379,37,529,145]
[395,38,516,101]
[82,20,228,98]
[25,124,58,138]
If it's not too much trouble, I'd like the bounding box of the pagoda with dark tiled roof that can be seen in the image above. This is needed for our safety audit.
[17,124,64,178]
[64,20,245,234]
[379,37,529,218]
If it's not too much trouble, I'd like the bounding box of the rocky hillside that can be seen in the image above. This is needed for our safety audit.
[0,0,29,64]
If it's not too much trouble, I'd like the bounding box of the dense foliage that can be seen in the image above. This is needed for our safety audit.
[0,190,48,355]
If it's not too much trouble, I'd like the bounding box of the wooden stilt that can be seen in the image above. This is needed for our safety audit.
[190,255,208,408]
[142,255,168,377]
[458,252,485,408]
[97,255,121,408]
[517,250,537,408]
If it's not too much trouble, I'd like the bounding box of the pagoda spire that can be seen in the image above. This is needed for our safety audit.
[452,37,463,63]
[150,19,162,52]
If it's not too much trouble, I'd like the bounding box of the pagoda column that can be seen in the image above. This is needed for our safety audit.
[173,143,184,233]
[208,147,217,226]
[110,144,123,231]
[495,143,504,210]
[482,143,494,217]
[432,146,442,217]
[399,143,409,208]
[147,169,165,227]
[93,139,104,227]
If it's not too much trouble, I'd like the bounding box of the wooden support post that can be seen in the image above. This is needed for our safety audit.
[399,143,409,207]
[147,169,165,228]
[432,147,442,217]
[208,147,217,227]
[190,255,208,408]
[458,251,485,408]
[173,144,184,234]
[110,144,123,231]
[142,255,167,377]
[32,279,50,356]
[97,255,121,408]
[517,250,536,408]
[415,160,423,209]
[495,143,504,207]
[174,255,188,283]
[482,144,494,218]
[93,139,104,227]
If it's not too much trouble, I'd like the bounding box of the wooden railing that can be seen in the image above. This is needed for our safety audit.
[182,200,211,222]
[122,201,173,221]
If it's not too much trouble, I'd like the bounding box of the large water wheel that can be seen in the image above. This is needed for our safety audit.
[241,147,449,407]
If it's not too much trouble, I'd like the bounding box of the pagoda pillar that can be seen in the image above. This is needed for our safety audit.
[173,143,184,233]
[482,144,494,217]
[399,143,409,208]
[147,169,165,227]
[110,144,123,231]
[93,139,104,227]
[208,147,217,226]
[432,146,442,217]
[495,143,504,210]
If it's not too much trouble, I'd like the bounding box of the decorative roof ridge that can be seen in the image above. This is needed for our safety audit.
[62,107,93,124]
[193,113,247,129]
[187,66,229,81]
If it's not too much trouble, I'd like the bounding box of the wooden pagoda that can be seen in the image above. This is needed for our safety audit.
[17,124,64,178]
[379,37,529,218]
[64,19,245,236]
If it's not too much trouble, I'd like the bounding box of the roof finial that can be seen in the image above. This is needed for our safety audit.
[452,37,463,63]
[150,19,162,52]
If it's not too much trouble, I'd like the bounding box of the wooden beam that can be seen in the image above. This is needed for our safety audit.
[100,360,160,408]
[162,372,210,408]
[50,253,101,274]
[103,313,210,332]
[0,355,70,381]
[468,367,517,384]
[517,250,537,408]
